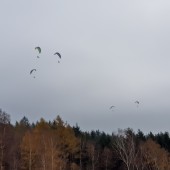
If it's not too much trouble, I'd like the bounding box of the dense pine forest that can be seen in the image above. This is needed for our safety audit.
[1,109,170,170]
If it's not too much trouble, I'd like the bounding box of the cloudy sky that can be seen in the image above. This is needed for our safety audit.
[1,0,170,134]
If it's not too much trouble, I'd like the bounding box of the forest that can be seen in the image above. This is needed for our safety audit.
[1,109,170,170]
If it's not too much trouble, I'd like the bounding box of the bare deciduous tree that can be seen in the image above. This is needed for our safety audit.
[112,129,138,170]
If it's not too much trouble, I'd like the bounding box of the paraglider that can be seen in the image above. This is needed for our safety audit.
[54,52,61,63]
[135,101,139,104]
[109,106,115,109]
[30,69,36,74]
[109,105,115,111]
[35,47,41,58]
[30,69,36,78]
[54,52,61,59]
[135,101,140,107]
[35,47,41,53]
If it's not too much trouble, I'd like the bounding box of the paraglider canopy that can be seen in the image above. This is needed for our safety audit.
[135,101,140,107]
[54,52,61,59]
[109,105,115,111]
[35,47,41,53]
[30,69,36,75]
[135,101,139,104]
[109,106,115,109]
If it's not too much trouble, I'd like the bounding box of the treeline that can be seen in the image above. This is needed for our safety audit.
[1,109,170,170]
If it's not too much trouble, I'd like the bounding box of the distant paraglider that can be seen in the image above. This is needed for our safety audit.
[135,101,139,104]
[54,52,61,58]
[109,105,115,111]
[54,52,61,63]
[35,47,41,53]
[30,69,36,78]
[30,69,36,74]
[135,101,140,107]
[110,106,115,109]
[35,47,41,58]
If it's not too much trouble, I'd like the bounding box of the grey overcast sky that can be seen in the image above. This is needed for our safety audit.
[1,0,170,134]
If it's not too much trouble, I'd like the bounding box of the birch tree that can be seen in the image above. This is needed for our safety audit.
[112,129,138,170]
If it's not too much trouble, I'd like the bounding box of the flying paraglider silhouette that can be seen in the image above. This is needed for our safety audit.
[35,47,41,58]
[35,47,41,53]
[30,69,36,74]
[135,101,139,104]
[135,101,140,107]
[30,69,36,78]
[110,106,115,109]
[109,105,115,111]
[54,52,61,63]
[54,52,61,58]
